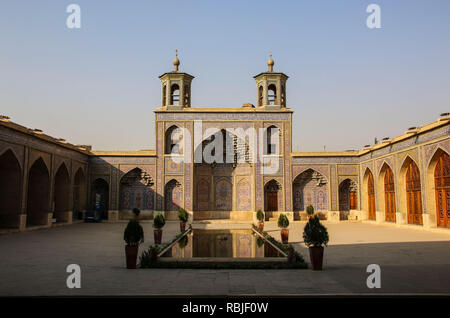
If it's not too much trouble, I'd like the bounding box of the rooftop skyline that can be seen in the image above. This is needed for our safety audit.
[1,0,449,151]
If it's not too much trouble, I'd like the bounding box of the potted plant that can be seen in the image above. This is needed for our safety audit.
[256,209,265,232]
[306,205,314,219]
[178,235,188,249]
[278,213,289,244]
[123,219,144,269]
[132,207,140,220]
[303,215,329,270]
[153,213,165,244]
[178,208,188,232]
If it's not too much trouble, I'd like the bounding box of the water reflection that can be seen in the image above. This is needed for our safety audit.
[162,229,283,258]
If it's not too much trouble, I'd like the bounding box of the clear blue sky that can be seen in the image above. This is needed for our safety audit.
[1,0,449,151]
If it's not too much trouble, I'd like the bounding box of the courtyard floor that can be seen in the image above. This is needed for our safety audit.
[0,221,449,296]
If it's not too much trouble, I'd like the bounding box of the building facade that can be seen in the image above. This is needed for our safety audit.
[0,56,449,233]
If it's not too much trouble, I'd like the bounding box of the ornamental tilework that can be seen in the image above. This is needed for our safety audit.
[214,177,232,210]
[337,165,358,175]
[292,165,329,181]
[236,178,252,211]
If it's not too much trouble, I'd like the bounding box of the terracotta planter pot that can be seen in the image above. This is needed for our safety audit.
[281,229,289,244]
[125,245,138,269]
[154,229,162,244]
[258,221,264,232]
[180,221,186,232]
[309,246,324,270]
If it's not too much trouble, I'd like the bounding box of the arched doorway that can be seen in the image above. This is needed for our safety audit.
[406,160,423,225]
[293,169,328,212]
[53,163,70,223]
[367,170,376,221]
[27,158,50,227]
[119,168,154,219]
[164,179,182,212]
[339,179,357,220]
[0,150,22,229]
[434,152,449,228]
[384,166,396,222]
[265,180,281,219]
[73,168,86,221]
[92,178,109,220]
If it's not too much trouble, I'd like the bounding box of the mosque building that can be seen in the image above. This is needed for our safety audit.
[0,53,449,233]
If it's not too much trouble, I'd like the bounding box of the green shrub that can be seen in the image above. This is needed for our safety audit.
[277,213,289,229]
[178,208,188,222]
[303,215,329,247]
[306,205,314,215]
[153,213,166,229]
[139,245,161,268]
[256,236,265,248]
[256,209,264,222]
[178,235,188,249]
[123,219,144,246]
[132,208,140,216]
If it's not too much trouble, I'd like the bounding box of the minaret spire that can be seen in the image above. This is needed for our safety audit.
[173,49,180,72]
[267,50,274,72]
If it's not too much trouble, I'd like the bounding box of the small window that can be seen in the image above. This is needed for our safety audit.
[162,85,167,106]
[266,125,279,155]
[258,86,263,106]
[165,126,183,154]
[184,85,190,107]
[268,84,276,105]
[170,84,180,105]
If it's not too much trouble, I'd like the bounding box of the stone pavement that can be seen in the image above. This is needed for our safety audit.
[0,221,449,295]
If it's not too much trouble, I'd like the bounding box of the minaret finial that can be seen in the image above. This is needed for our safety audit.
[173,49,180,72]
[267,50,274,72]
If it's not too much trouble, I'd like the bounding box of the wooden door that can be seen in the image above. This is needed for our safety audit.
[349,191,357,209]
[267,192,278,211]
[406,160,423,225]
[339,182,350,211]
[384,166,396,222]
[435,152,450,228]
[368,171,376,220]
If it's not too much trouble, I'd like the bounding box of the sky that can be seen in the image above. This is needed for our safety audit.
[0,0,449,151]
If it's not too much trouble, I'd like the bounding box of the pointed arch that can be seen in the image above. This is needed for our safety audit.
[73,168,86,221]
[267,84,277,105]
[119,167,154,217]
[53,162,71,223]
[426,147,450,228]
[265,125,280,155]
[265,179,281,213]
[362,167,376,220]
[170,83,180,105]
[377,163,396,222]
[27,157,50,227]
[0,147,22,169]
[293,168,328,212]
[398,156,423,225]
[165,125,183,155]
[29,156,50,176]
[338,178,357,220]
[258,85,264,106]
[91,178,109,220]
[164,179,182,212]
[0,149,22,229]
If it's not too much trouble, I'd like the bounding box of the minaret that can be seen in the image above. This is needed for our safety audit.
[159,50,195,109]
[253,51,288,108]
